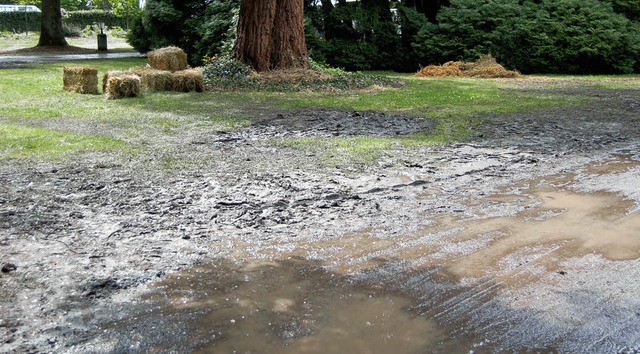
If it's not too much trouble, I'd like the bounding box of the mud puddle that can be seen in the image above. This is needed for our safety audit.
[90,258,471,353]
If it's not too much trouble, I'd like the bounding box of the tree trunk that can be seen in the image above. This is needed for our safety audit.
[234,0,309,72]
[38,0,68,47]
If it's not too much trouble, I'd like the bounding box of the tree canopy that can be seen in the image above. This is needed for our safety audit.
[125,0,640,74]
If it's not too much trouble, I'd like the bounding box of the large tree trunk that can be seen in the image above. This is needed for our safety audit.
[234,0,309,72]
[38,0,68,47]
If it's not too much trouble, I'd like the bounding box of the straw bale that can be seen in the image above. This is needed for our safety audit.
[102,70,132,93]
[104,74,141,100]
[130,67,173,92]
[148,46,189,72]
[172,69,205,93]
[63,66,99,94]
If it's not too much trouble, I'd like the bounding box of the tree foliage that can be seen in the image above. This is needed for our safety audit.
[127,0,238,65]
[125,0,639,73]
[412,0,640,74]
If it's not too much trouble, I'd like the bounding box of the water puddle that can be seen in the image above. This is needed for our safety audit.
[93,155,640,353]
[98,258,472,353]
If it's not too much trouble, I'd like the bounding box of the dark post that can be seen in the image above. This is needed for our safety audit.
[97,22,107,52]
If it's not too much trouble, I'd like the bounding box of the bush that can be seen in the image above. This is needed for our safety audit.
[64,10,127,29]
[127,0,238,66]
[202,55,403,92]
[0,11,41,32]
[412,0,640,74]
[304,1,403,71]
[202,55,252,89]
[63,23,83,37]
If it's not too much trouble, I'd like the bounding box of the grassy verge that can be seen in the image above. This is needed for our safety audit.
[2,57,627,163]
[0,123,124,159]
[0,58,256,160]
[0,32,133,52]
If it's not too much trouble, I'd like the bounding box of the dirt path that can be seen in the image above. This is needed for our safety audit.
[1,82,640,353]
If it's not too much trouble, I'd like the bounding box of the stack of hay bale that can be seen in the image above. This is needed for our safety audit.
[64,46,205,100]
[103,46,204,99]
[416,54,521,79]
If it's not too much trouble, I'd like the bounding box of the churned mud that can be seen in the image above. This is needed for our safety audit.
[1,80,640,353]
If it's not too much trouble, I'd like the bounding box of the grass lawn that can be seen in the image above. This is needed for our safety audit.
[0,31,133,52]
[2,57,632,162]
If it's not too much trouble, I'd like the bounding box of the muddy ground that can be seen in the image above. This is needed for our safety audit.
[1,81,640,353]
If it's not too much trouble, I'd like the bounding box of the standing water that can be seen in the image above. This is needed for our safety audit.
[94,258,474,353]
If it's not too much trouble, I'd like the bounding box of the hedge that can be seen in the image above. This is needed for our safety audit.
[0,12,41,32]
[65,10,127,29]
[0,10,126,33]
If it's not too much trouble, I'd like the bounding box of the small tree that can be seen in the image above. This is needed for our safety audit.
[111,0,142,28]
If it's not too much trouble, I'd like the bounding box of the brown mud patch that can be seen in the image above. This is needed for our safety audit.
[87,258,471,353]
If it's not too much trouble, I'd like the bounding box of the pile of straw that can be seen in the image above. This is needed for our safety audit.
[104,74,141,100]
[172,68,205,92]
[415,61,464,78]
[148,46,189,72]
[130,67,173,92]
[63,66,99,94]
[416,55,520,78]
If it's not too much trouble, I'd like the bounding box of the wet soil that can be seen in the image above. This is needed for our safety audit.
[1,80,640,353]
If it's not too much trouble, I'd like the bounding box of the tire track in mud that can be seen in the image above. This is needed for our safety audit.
[1,88,640,353]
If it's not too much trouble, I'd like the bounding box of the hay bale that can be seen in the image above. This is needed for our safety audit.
[147,46,189,72]
[63,66,99,94]
[172,68,205,92]
[130,67,173,92]
[102,70,132,93]
[104,74,141,100]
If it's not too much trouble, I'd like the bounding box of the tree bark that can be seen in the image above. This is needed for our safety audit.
[38,0,68,47]
[234,0,309,72]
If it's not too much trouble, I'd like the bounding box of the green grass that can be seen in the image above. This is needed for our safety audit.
[275,77,581,144]
[0,58,257,160]
[0,32,133,51]
[0,123,124,159]
[1,57,634,163]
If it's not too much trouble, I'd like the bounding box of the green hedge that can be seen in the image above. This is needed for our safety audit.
[65,10,127,29]
[0,12,41,32]
[0,10,126,33]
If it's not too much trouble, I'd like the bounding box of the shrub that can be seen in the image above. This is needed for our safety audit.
[0,11,41,32]
[126,0,238,66]
[64,10,127,29]
[63,23,83,37]
[412,0,640,74]
[202,55,252,89]
[202,55,403,92]
[303,1,404,71]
